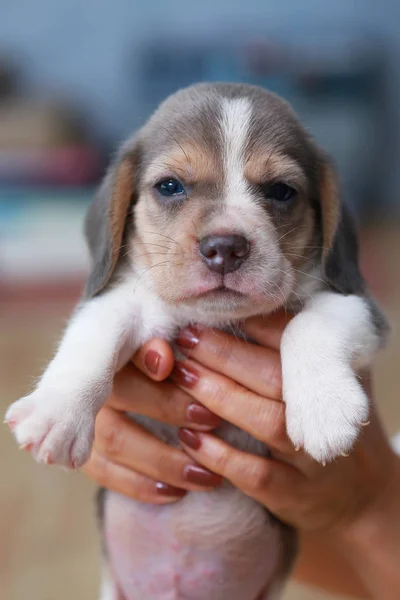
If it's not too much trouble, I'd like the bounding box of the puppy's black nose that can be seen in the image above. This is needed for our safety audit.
[199,234,250,275]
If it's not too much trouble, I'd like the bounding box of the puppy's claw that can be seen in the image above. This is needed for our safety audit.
[321,461,326,467]
[294,445,301,452]
[340,451,349,457]
[19,442,33,452]
[43,452,53,465]
[361,421,370,427]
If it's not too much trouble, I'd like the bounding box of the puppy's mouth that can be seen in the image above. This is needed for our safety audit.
[196,286,245,299]
[176,284,245,302]
[174,268,292,317]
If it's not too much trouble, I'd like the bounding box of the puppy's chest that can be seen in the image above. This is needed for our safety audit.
[124,287,269,455]
[129,315,266,457]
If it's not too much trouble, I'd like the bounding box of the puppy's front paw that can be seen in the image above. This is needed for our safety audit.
[5,393,95,468]
[283,368,369,464]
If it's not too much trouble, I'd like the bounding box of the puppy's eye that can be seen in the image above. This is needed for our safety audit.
[155,178,186,198]
[264,182,296,202]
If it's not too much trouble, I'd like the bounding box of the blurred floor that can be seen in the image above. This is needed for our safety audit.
[1,225,400,600]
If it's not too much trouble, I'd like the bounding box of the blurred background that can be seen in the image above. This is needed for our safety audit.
[1,1,400,599]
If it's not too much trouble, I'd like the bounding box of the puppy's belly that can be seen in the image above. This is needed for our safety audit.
[103,421,286,600]
[104,487,283,600]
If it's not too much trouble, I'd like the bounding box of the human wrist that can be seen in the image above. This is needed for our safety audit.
[330,454,400,598]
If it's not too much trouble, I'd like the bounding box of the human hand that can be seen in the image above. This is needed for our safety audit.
[82,338,222,503]
[170,313,398,533]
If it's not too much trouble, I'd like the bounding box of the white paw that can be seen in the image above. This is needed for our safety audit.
[281,311,370,464]
[282,362,369,464]
[5,392,95,468]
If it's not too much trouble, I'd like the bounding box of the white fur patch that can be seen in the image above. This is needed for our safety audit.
[220,97,252,211]
[281,291,379,463]
[5,276,184,468]
[99,562,122,600]
[392,432,400,455]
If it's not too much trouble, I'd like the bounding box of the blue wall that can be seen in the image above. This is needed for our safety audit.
[1,0,400,205]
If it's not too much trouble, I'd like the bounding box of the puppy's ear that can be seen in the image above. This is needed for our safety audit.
[318,158,365,295]
[84,148,139,297]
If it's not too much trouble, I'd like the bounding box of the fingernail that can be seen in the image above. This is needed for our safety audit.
[155,482,186,498]
[170,361,199,389]
[176,326,200,352]
[179,428,202,450]
[186,403,221,427]
[144,350,161,375]
[183,464,222,487]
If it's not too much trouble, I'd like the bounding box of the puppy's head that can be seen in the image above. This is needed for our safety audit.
[85,83,364,319]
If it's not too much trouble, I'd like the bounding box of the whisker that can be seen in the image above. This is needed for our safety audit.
[134,252,180,260]
[284,252,309,261]
[134,260,174,290]
[275,225,305,244]
[190,218,201,238]
[288,244,329,252]
[134,242,172,251]
[292,268,326,285]
[152,120,190,164]
[143,231,181,247]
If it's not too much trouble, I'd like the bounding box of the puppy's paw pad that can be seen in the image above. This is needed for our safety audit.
[6,393,94,469]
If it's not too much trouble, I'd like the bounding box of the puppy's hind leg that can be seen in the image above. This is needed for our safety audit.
[99,562,126,600]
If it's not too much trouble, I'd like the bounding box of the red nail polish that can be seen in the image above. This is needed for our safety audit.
[183,465,222,487]
[155,482,186,497]
[176,326,200,351]
[144,350,161,375]
[171,361,199,388]
[179,428,202,450]
[186,403,221,427]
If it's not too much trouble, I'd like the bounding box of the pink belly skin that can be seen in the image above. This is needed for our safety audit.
[104,486,284,600]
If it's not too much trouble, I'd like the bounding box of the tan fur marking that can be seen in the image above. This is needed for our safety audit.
[143,144,221,186]
[244,151,307,190]
[319,162,341,261]
[109,158,134,268]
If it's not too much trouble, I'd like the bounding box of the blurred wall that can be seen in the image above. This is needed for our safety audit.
[0,1,399,137]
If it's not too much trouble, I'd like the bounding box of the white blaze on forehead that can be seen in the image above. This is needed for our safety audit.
[220,97,252,210]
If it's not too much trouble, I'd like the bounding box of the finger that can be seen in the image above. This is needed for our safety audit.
[132,338,175,381]
[242,311,293,350]
[170,359,293,453]
[81,450,186,504]
[108,363,221,430]
[179,429,305,521]
[94,407,222,492]
[175,326,282,400]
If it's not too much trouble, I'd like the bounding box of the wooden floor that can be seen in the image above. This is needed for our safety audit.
[1,226,400,600]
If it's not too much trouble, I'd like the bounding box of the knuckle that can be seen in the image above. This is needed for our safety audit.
[212,335,233,365]
[269,405,288,445]
[247,460,272,492]
[158,385,186,424]
[265,361,282,397]
[212,448,231,476]
[257,402,287,448]
[255,352,282,400]
[153,451,180,481]
[250,401,287,448]
[88,452,111,488]
[96,413,124,457]
[210,380,236,412]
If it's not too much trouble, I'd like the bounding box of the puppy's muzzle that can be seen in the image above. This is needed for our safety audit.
[199,234,250,275]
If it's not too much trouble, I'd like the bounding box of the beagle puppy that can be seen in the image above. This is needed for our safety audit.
[6,83,387,600]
